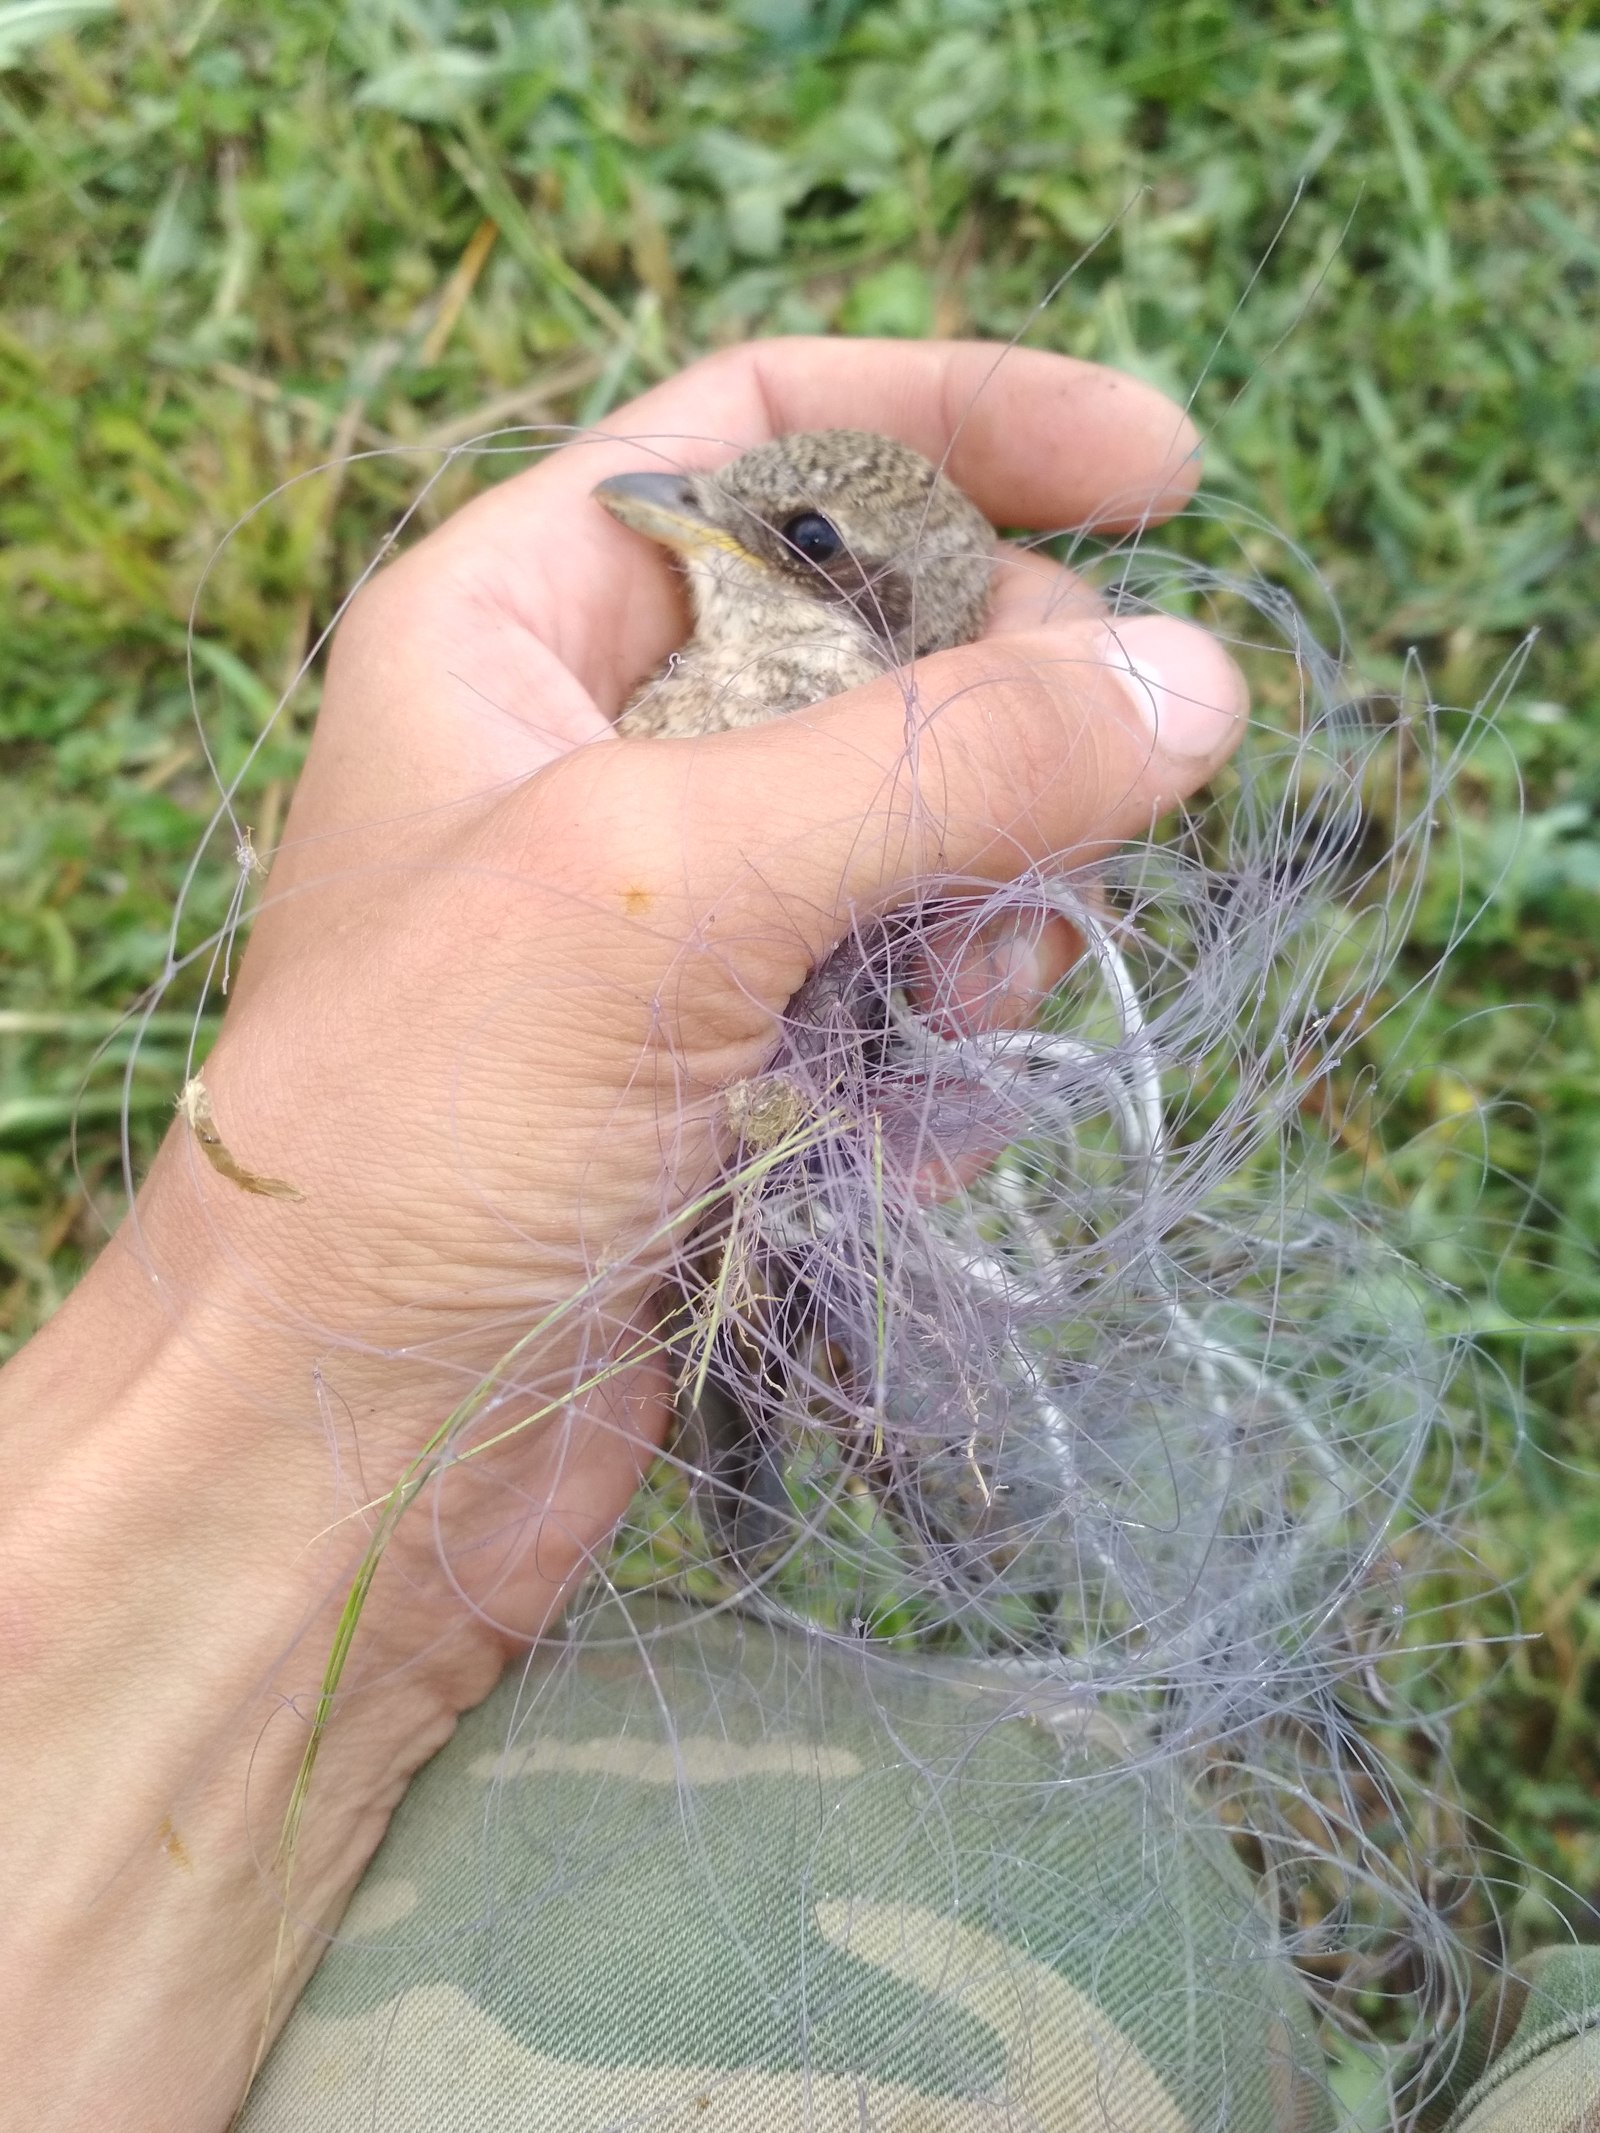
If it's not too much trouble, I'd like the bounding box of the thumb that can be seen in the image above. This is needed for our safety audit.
[682,613,1247,968]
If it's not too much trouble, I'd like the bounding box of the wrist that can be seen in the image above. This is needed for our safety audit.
[0,1174,506,2126]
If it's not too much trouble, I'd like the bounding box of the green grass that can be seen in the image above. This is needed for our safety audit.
[2,0,1598,1962]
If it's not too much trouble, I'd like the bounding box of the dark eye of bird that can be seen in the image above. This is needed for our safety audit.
[780,511,844,565]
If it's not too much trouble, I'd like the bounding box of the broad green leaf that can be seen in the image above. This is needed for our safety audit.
[0,0,112,69]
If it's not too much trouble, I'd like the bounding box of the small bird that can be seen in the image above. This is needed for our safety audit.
[594,428,995,736]
[593,430,998,1574]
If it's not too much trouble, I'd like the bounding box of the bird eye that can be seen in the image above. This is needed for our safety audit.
[780,511,844,565]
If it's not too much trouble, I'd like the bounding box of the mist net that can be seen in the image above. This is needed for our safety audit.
[139,413,1501,2131]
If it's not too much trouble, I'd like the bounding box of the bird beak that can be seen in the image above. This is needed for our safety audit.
[593,470,757,562]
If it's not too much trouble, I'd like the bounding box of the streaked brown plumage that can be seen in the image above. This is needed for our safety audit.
[594,429,996,736]
[593,429,997,1568]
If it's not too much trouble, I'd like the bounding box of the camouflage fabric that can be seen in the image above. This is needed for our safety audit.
[242,1597,1333,2131]
[1440,1946,1600,2133]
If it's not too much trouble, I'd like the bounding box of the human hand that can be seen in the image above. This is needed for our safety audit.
[0,337,1245,2125]
[203,333,1243,1554]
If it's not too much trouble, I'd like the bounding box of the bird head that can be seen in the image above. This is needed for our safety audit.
[594,429,995,662]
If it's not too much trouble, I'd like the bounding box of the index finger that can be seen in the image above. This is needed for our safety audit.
[414,339,1201,702]
[540,338,1199,531]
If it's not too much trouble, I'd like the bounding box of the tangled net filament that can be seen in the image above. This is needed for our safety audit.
[153,422,1499,2115]
[618,539,1486,2074]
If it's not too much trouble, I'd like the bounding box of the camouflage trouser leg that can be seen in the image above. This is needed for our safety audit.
[237,1604,1600,2124]
[240,1600,1600,2129]
[1423,1947,1600,2133]
[242,1597,1341,2131]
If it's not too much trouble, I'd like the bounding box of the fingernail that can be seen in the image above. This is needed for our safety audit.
[1096,616,1247,762]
